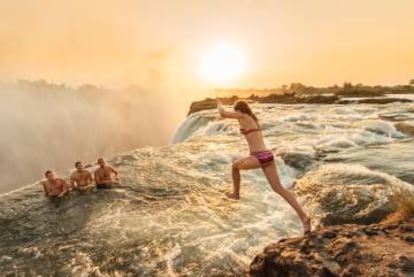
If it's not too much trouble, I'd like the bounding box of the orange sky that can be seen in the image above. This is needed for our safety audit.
[1,0,413,89]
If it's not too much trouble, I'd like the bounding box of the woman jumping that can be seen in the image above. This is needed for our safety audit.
[217,98,311,234]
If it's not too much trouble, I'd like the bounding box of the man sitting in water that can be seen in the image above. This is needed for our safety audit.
[41,170,69,198]
[70,161,93,191]
[94,158,119,189]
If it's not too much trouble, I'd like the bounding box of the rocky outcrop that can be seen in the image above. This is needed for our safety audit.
[358,98,412,104]
[248,163,414,276]
[277,150,317,170]
[249,218,414,277]
[187,94,339,115]
[294,94,339,104]
[257,94,298,104]
[187,94,412,115]
[187,97,238,115]
[258,94,339,104]
[334,90,385,97]
[187,98,216,115]
[337,98,412,104]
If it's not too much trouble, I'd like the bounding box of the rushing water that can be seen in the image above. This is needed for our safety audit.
[1,102,414,276]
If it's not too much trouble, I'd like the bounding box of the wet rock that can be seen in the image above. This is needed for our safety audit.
[399,224,414,232]
[188,95,412,116]
[295,94,339,104]
[339,98,413,104]
[321,230,337,239]
[384,224,399,230]
[395,122,414,136]
[335,90,385,98]
[257,93,298,104]
[187,99,216,115]
[363,228,383,236]
[293,165,408,225]
[400,255,414,273]
[278,150,316,170]
[334,98,413,105]
[188,94,339,116]
[187,97,238,115]
[400,235,414,243]
[357,98,412,104]
[249,220,414,277]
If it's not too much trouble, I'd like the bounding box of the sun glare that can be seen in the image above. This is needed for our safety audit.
[199,42,247,86]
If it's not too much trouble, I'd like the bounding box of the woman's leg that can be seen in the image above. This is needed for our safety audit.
[227,156,261,199]
[262,162,311,233]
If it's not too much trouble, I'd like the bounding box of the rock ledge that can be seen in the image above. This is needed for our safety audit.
[249,219,414,277]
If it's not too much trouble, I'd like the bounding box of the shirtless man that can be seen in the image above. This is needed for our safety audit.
[70,161,93,191]
[94,158,119,189]
[41,170,69,198]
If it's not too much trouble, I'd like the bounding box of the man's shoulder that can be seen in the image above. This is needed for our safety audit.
[83,170,92,177]
[56,177,67,183]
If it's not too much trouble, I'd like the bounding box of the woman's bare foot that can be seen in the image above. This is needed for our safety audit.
[302,216,311,234]
[225,192,240,200]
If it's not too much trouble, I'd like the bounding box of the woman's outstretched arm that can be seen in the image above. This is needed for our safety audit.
[217,98,244,119]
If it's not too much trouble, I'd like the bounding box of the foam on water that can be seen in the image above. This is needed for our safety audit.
[356,120,405,138]
[1,102,414,275]
[294,163,413,225]
[172,112,216,143]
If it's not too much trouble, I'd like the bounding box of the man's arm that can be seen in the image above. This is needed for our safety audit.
[41,182,49,196]
[57,179,69,197]
[94,170,101,184]
[217,99,244,119]
[69,173,76,188]
[87,171,93,184]
[110,166,118,177]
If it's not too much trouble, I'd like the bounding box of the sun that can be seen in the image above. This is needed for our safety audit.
[199,42,247,86]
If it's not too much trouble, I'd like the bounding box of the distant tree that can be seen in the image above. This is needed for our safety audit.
[78,84,100,93]
[17,78,69,92]
[410,79,414,86]
[289,82,306,93]
[343,82,353,91]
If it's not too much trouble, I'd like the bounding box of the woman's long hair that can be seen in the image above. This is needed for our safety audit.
[233,100,258,122]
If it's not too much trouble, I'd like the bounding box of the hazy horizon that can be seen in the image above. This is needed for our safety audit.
[1,0,414,89]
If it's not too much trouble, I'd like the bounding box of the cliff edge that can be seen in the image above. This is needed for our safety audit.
[249,218,414,276]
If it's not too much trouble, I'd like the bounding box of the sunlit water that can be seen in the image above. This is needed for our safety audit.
[1,103,414,276]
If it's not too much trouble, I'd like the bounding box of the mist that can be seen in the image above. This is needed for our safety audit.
[0,79,193,194]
